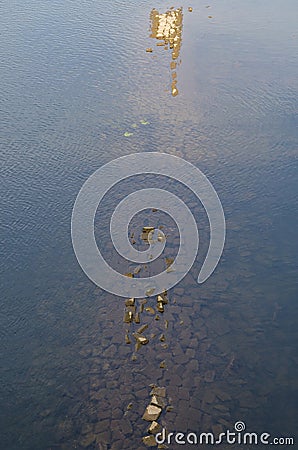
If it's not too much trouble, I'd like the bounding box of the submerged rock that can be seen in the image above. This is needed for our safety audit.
[142,435,157,446]
[142,404,162,421]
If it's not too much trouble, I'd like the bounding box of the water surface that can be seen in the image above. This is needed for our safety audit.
[1,0,297,449]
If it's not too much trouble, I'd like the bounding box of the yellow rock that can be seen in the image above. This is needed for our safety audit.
[145,306,155,314]
[148,421,162,434]
[142,435,157,446]
[142,404,162,421]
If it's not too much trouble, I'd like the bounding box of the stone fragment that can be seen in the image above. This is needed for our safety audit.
[142,435,157,446]
[142,404,162,421]
[151,395,167,409]
[134,266,141,274]
[137,324,149,334]
[123,310,133,323]
[125,298,135,307]
[148,420,162,434]
[124,272,134,278]
[134,312,140,323]
[157,294,168,304]
[146,288,155,297]
[133,333,149,345]
[157,302,164,313]
[146,48,153,53]
[150,387,166,398]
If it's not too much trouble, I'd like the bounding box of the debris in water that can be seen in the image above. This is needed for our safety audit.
[150,386,166,398]
[142,435,157,446]
[134,266,142,275]
[148,421,162,434]
[125,298,135,307]
[157,302,164,313]
[134,312,141,324]
[145,288,156,297]
[142,404,162,421]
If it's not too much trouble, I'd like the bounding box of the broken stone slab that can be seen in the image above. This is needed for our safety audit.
[142,435,157,446]
[157,294,168,304]
[133,333,149,345]
[142,404,162,421]
[157,302,164,313]
[134,312,140,323]
[150,387,166,398]
[123,310,133,323]
[125,298,135,307]
[151,395,167,409]
[148,421,162,435]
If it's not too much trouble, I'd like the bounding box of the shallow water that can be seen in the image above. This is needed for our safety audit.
[1,0,297,449]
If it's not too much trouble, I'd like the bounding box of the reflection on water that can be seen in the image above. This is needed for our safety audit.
[0,0,297,448]
[149,7,183,96]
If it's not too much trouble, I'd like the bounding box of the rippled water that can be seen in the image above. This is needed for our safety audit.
[1,0,297,449]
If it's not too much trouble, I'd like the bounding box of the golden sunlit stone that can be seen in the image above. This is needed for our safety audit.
[159,360,166,369]
[134,266,141,275]
[145,288,155,297]
[125,298,135,307]
[151,394,166,408]
[157,294,168,304]
[142,404,162,421]
[188,7,193,12]
[133,333,149,345]
[142,435,157,446]
[146,48,153,52]
[125,333,131,344]
[124,272,134,278]
[123,310,133,323]
[157,302,164,313]
[148,421,162,434]
[134,312,141,324]
[145,306,155,314]
[143,226,155,232]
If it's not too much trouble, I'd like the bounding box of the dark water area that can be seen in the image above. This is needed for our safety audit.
[1,0,297,449]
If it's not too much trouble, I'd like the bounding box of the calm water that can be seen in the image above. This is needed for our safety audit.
[1,0,297,449]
